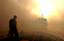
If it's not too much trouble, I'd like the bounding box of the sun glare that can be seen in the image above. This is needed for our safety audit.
[32,0,55,18]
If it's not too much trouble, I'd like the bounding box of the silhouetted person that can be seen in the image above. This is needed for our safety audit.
[8,16,19,41]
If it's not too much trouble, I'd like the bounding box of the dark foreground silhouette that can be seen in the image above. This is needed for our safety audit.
[0,32,64,41]
[8,16,19,41]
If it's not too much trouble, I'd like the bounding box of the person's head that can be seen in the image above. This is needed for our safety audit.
[13,15,17,20]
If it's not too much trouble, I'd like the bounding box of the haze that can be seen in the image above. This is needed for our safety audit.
[0,0,64,40]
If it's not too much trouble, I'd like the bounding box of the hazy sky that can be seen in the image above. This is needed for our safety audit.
[16,0,64,21]
[31,0,64,21]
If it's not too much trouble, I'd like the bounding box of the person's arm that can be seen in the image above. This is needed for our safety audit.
[9,20,11,27]
[9,20,10,27]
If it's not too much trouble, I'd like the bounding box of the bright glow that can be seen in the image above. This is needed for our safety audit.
[32,0,56,18]
[31,0,40,17]
[39,0,54,17]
